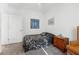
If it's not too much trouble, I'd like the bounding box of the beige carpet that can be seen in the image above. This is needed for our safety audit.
[1,42,25,55]
[0,42,65,55]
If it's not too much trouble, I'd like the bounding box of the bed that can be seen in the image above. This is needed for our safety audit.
[22,32,55,52]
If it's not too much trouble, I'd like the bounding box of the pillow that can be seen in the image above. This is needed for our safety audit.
[40,32,47,36]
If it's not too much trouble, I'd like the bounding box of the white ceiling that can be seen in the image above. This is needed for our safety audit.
[7,3,56,14]
[4,3,79,14]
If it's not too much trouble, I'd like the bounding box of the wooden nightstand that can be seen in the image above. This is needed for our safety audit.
[53,36,69,52]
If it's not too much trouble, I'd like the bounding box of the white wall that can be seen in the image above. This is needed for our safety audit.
[0,4,2,52]
[1,3,79,44]
[45,3,79,41]
[0,4,1,43]
[0,4,46,44]
[23,10,45,35]
[0,4,9,44]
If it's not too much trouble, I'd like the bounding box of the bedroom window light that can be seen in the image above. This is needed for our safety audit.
[31,19,40,29]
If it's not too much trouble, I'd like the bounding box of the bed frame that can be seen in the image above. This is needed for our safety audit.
[77,26,79,40]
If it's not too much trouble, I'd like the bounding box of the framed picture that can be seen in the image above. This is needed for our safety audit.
[31,19,40,29]
[48,18,54,25]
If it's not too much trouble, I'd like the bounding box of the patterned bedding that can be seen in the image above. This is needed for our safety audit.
[23,32,55,52]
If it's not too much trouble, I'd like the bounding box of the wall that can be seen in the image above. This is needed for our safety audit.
[22,10,45,35]
[45,3,79,41]
[1,4,9,44]
[0,4,45,44]
[0,4,1,52]
[1,3,79,44]
[0,4,1,44]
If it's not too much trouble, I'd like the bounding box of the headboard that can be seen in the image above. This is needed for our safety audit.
[77,26,79,40]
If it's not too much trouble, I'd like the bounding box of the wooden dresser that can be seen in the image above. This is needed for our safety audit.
[53,36,69,52]
[66,26,79,55]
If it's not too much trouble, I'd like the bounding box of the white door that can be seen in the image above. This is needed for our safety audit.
[8,15,24,44]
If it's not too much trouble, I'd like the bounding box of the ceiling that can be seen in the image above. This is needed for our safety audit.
[7,3,57,14]
[4,3,79,14]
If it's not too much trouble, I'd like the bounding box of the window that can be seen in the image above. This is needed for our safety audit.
[31,19,39,29]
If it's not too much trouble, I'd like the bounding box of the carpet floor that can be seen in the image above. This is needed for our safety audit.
[0,42,65,55]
